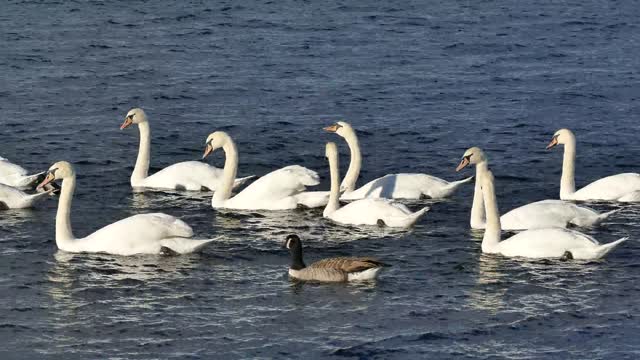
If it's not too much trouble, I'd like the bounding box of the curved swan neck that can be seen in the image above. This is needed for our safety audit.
[560,136,577,200]
[481,172,501,253]
[341,130,361,192]
[213,136,238,204]
[324,150,342,217]
[56,175,76,245]
[470,161,488,228]
[132,121,151,183]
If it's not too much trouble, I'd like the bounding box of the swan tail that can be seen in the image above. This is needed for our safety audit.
[160,236,221,254]
[595,237,628,259]
[571,209,621,227]
[25,189,55,204]
[16,171,46,188]
[387,206,430,228]
[232,175,256,189]
[593,209,621,226]
[295,191,330,208]
[441,176,474,195]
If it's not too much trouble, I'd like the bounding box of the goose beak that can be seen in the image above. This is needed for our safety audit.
[120,117,133,130]
[456,158,470,172]
[37,172,56,190]
[202,144,213,159]
[323,124,340,132]
[546,136,559,150]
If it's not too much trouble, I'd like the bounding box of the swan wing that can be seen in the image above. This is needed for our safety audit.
[343,173,468,199]
[231,165,319,203]
[0,158,40,188]
[574,173,640,201]
[329,198,427,227]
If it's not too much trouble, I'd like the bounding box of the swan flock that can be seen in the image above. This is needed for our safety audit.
[2,109,632,274]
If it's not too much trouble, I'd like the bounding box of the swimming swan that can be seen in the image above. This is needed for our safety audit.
[121,108,254,191]
[37,161,217,256]
[202,131,323,210]
[547,128,640,201]
[480,169,627,260]
[323,142,428,228]
[325,121,473,200]
[457,147,619,230]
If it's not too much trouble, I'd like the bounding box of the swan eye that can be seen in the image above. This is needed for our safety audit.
[127,114,134,120]
[464,154,473,161]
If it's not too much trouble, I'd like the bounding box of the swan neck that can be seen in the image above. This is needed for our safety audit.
[213,138,238,204]
[56,175,76,245]
[482,173,501,253]
[324,151,341,217]
[560,139,576,199]
[341,130,361,192]
[470,161,488,228]
[132,121,151,183]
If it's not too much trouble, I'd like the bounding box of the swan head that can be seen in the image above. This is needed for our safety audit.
[324,121,354,137]
[37,161,75,190]
[120,108,148,130]
[456,147,486,171]
[203,131,230,159]
[546,128,574,149]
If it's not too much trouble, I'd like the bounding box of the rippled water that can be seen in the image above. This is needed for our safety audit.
[2,0,640,358]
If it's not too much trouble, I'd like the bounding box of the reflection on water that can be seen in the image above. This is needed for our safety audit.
[467,254,509,313]
[468,253,604,316]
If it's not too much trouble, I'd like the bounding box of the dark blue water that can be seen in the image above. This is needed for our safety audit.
[2,1,640,358]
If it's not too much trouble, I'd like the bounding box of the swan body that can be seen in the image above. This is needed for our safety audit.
[38,161,216,256]
[340,173,473,200]
[323,142,428,228]
[0,184,53,209]
[325,121,472,199]
[121,108,253,191]
[498,200,618,229]
[203,131,323,210]
[131,160,253,191]
[480,169,627,260]
[285,235,388,282]
[548,128,640,201]
[0,156,44,189]
[457,147,619,230]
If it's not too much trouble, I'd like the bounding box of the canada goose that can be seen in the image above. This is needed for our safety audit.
[283,234,389,282]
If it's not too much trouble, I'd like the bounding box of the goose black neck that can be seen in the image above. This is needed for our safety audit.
[289,244,306,270]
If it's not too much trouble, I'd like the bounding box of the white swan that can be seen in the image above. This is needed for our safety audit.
[202,131,323,210]
[37,161,217,256]
[323,142,429,228]
[121,108,254,191]
[457,147,619,230]
[0,184,53,210]
[547,128,640,201]
[324,121,473,200]
[480,168,627,260]
[0,156,44,189]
